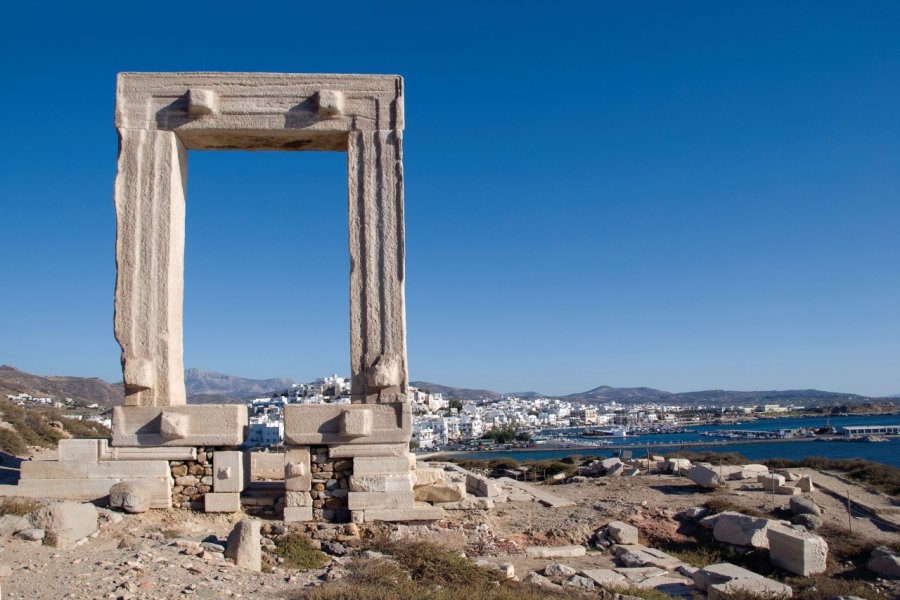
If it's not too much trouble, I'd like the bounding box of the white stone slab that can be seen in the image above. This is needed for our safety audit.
[353,455,415,475]
[349,473,415,493]
[111,405,248,446]
[213,451,250,493]
[20,460,170,480]
[347,491,415,510]
[283,506,313,523]
[5,478,171,509]
[767,526,828,576]
[283,403,410,445]
[285,491,312,507]
[360,504,444,522]
[56,439,105,461]
[524,546,586,558]
[205,492,241,513]
[284,447,311,492]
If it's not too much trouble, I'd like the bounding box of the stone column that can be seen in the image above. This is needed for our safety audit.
[113,128,187,406]
[348,130,408,404]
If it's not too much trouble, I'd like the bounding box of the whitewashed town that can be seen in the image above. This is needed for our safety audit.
[244,374,807,451]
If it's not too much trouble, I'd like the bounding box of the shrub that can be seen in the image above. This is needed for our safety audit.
[488,458,520,471]
[0,497,39,516]
[274,533,329,570]
[704,496,768,519]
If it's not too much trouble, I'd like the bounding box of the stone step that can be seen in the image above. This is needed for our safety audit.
[0,477,171,509]
[20,459,169,480]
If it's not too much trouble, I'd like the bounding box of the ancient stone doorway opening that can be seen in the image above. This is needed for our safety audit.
[184,150,350,388]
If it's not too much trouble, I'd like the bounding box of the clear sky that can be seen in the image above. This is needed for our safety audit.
[2,2,898,397]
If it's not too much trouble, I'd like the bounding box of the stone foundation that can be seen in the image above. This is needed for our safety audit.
[169,448,215,509]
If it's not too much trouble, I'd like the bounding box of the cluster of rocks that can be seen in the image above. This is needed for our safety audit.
[0,501,103,548]
[169,447,215,508]
[688,506,828,576]
[308,447,351,522]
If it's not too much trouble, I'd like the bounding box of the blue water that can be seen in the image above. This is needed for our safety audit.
[453,414,900,467]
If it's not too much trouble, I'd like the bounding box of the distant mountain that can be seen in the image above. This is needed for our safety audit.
[0,365,124,406]
[410,381,503,400]
[564,386,672,402]
[184,368,296,399]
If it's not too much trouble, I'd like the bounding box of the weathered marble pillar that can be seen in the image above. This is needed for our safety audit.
[113,128,187,406]
[348,130,408,404]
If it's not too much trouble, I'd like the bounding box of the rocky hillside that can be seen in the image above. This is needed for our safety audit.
[0,365,123,406]
[184,368,296,398]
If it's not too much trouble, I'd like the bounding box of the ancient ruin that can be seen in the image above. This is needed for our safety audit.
[6,72,441,523]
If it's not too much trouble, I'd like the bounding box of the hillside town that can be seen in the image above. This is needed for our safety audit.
[241,375,811,451]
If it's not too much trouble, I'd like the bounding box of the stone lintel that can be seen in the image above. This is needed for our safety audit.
[283,404,410,446]
[359,504,444,523]
[111,405,248,447]
[20,460,170,480]
[116,72,403,148]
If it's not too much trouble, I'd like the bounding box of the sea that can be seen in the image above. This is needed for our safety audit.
[450,414,900,468]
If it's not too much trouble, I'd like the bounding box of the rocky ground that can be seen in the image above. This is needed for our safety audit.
[0,467,897,599]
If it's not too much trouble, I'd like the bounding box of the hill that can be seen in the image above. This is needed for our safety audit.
[184,368,296,399]
[0,365,123,406]
[409,381,503,400]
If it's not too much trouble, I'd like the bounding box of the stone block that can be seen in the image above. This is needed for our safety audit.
[767,526,828,576]
[708,578,793,599]
[20,459,170,480]
[283,506,314,523]
[607,521,639,545]
[349,473,416,493]
[57,439,105,461]
[414,482,465,503]
[525,545,587,559]
[580,568,626,586]
[213,451,251,493]
[360,504,444,522]
[284,447,312,491]
[758,473,786,488]
[284,403,410,445]
[205,493,241,513]
[775,484,801,495]
[712,512,776,549]
[688,464,727,489]
[347,491,414,510]
[29,502,98,548]
[353,455,414,475]
[732,464,769,480]
[102,446,197,461]
[9,478,171,509]
[109,481,152,513]
[692,562,763,591]
[111,405,247,446]
[341,408,373,437]
[285,491,312,507]
[328,443,409,458]
[225,519,261,571]
[434,497,495,510]
[796,475,814,492]
[413,467,446,487]
[666,458,691,474]
[250,452,284,480]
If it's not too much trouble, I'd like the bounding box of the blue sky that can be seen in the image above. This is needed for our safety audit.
[2,2,898,396]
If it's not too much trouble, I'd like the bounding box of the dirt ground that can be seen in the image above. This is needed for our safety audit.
[0,468,896,599]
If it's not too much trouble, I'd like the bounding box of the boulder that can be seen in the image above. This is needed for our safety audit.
[712,512,776,549]
[225,519,261,571]
[868,547,900,578]
[29,501,98,548]
[688,465,727,489]
[109,481,152,514]
[767,526,828,576]
[563,574,595,590]
[16,528,44,541]
[789,496,821,517]
[544,562,576,578]
[601,457,622,471]
[524,572,561,590]
[790,513,822,530]
[678,506,709,521]
[666,458,692,474]
[0,514,31,537]
[607,520,639,545]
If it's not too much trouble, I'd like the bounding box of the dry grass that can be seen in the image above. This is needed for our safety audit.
[704,496,769,519]
[295,541,587,600]
[0,398,111,456]
[0,497,39,516]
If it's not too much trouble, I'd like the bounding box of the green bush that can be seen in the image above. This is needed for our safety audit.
[275,533,329,570]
